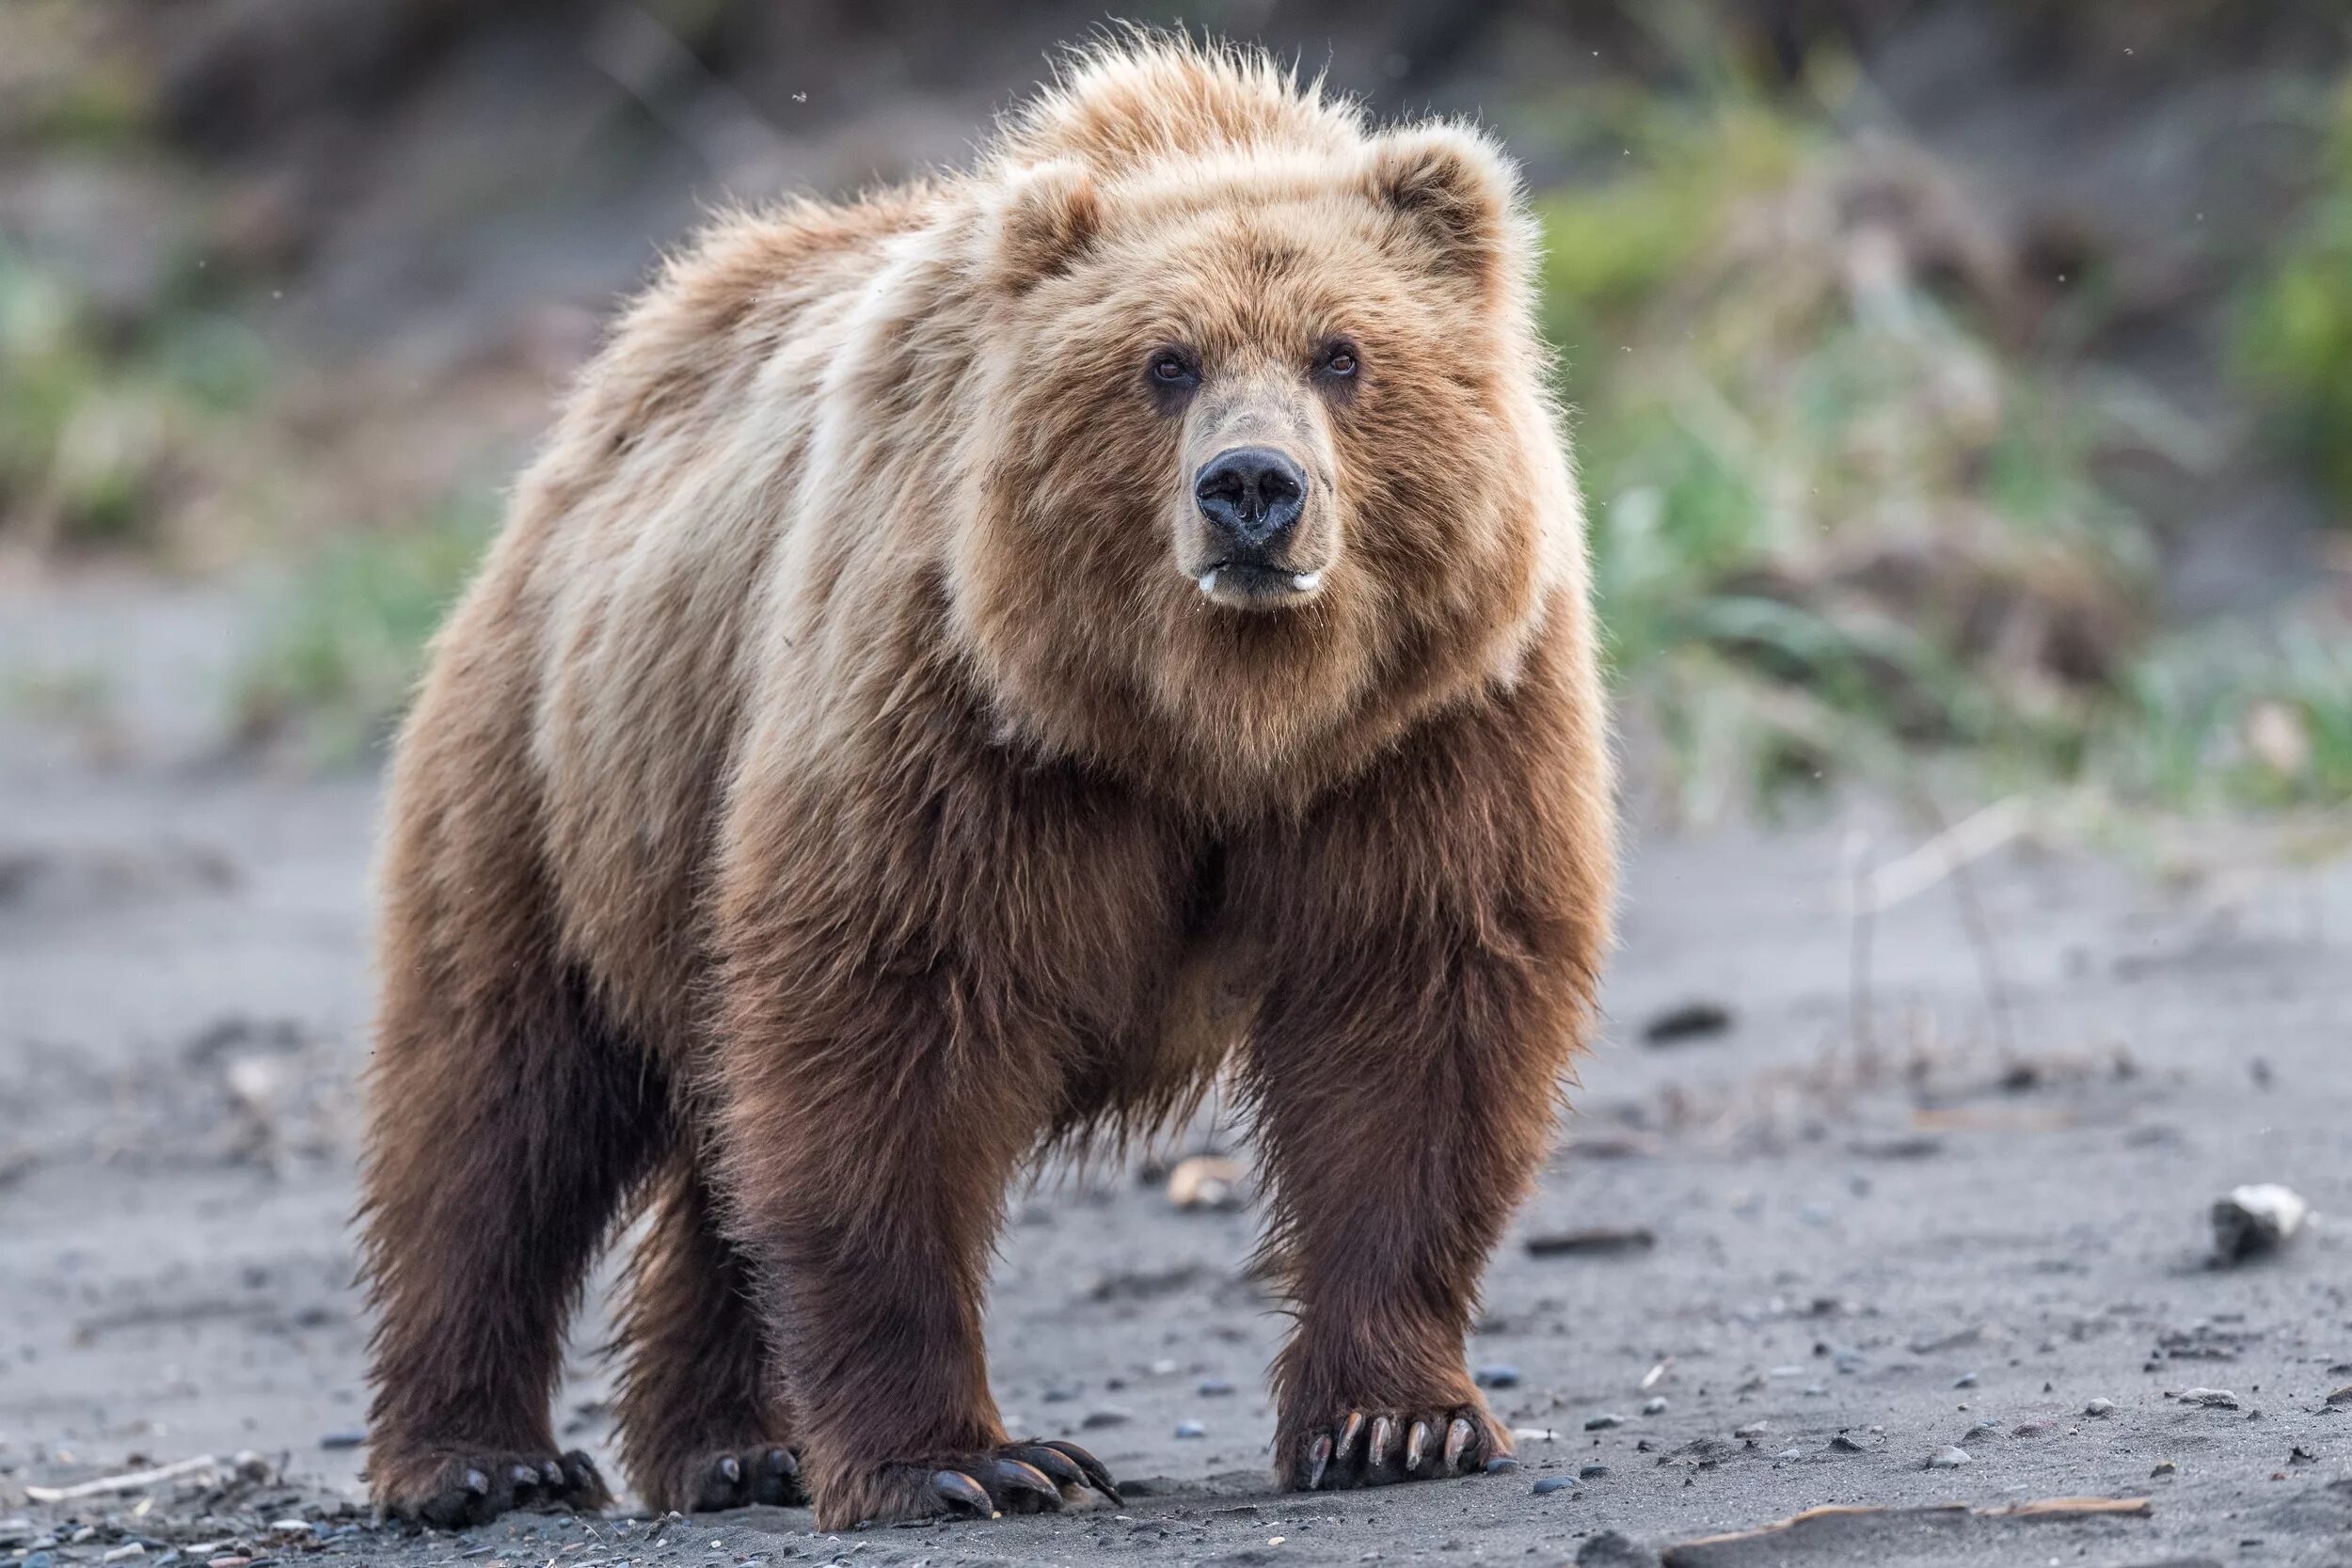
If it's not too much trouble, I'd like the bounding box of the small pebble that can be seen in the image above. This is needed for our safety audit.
[319,1430,367,1450]
[1583,1412,1625,1431]
[1641,1397,1668,1416]
[25,1554,56,1568]
[1197,1378,1235,1397]
[1531,1477,1572,1496]
[1484,1456,1520,1475]
[1953,1372,1979,1389]
[1081,1409,1132,1428]
[103,1547,147,1563]
[1829,1435,1864,1453]
[2181,1387,2239,1409]
[1174,1419,1205,1439]
[1961,1422,1996,1443]
[2152,1459,2177,1478]
[2010,1419,2054,1438]
[1474,1363,1521,1389]
[1927,1446,1972,1469]
[2084,1398,2116,1418]
[1732,1421,1769,1440]
[1773,1448,1802,1461]
[1579,1464,1609,1480]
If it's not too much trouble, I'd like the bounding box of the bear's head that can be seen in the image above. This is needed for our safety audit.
[948,43,1579,810]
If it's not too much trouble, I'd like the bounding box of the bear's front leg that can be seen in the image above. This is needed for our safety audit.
[706,959,1123,1528]
[1233,702,1613,1491]
[1245,938,1566,1489]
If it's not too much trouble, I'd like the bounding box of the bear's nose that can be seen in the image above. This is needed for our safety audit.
[1194,446,1307,558]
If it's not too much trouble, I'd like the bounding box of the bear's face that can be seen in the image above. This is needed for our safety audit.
[953,129,1556,798]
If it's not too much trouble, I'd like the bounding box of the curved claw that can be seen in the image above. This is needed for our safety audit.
[716,1454,742,1486]
[1038,1439,1122,1505]
[990,1458,1061,1513]
[1334,1411,1366,1465]
[509,1462,541,1497]
[1443,1417,1476,1474]
[931,1468,993,1518]
[753,1447,801,1504]
[1368,1415,1397,1470]
[463,1468,490,1498]
[1405,1420,1429,1474]
[1007,1443,1085,1490]
[540,1459,565,1490]
[560,1450,603,1497]
[1305,1432,1332,1490]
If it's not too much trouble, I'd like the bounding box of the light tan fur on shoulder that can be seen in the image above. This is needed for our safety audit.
[357,31,1613,1534]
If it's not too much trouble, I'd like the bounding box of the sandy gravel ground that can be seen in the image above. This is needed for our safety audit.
[3,578,2349,1567]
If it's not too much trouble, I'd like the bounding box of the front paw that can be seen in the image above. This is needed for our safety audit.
[817,1439,1120,1528]
[373,1445,609,1528]
[1284,1402,1504,1490]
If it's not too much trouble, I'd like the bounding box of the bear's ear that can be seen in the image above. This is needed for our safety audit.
[1361,124,1518,287]
[989,159,1101,292]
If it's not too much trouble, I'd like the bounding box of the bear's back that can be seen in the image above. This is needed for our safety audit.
[495,182,946,1048]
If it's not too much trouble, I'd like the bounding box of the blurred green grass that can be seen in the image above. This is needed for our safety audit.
[232,496,498,764]
[0,244,269,553]
[2237,78,2352,510]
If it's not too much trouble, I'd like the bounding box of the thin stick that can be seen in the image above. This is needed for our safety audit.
[1915,797,2019,1060]
[1846,830,1876,1068]
[25,1454,222,1503]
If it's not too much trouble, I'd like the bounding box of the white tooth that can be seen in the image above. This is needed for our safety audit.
[1198,569,1218,595]
[1291,570,1323,593]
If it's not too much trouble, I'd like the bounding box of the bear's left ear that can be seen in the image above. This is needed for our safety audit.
[989,159,1101,292]
[1361,124,1519,289]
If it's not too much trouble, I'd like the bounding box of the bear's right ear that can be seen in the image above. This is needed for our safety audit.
[988,159,1101,292]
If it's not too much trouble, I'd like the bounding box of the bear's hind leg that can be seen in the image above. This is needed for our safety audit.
[358,695,674,1531]
[614,1154,805,1512]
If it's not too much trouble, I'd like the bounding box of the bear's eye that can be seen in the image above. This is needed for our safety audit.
[1315,341,1360,385]
[1148,351,1199,388]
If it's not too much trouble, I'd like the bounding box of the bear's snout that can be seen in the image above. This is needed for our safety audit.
[1192,446,1321,604]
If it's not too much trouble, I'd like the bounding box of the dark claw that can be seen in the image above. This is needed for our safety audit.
[1038,1439,1122,1505]
[1306,1432,1332,1490]
[541,1459,565,1490]
[1444,1418,1476,1474]
[464,1468,490,1497]
[1334,1411,1365,1465]
[560,1450,602,1497]
[931,1468,993,1518]
[1405,1420,1429,1474]
[753,1447,801,1505]
[716,1454,743,1486]
[1007,1443,1085,1490]
[1368,1415,1396,1471]
[990,1458,1061,1513]
[509,1461,542,1504]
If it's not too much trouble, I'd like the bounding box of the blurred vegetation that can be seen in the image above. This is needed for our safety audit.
[233,496,497,763]
[1535,56,2352,819]
[2237,78,2352,511]
[0,245,268,554]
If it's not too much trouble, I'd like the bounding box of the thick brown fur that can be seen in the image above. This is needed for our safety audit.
[358,34,1614,1532]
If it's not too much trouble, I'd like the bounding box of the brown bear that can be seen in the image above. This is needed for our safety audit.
[357,34,1614,1533]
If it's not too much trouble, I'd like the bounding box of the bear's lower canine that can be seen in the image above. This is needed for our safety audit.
[358,35,1614,1530]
